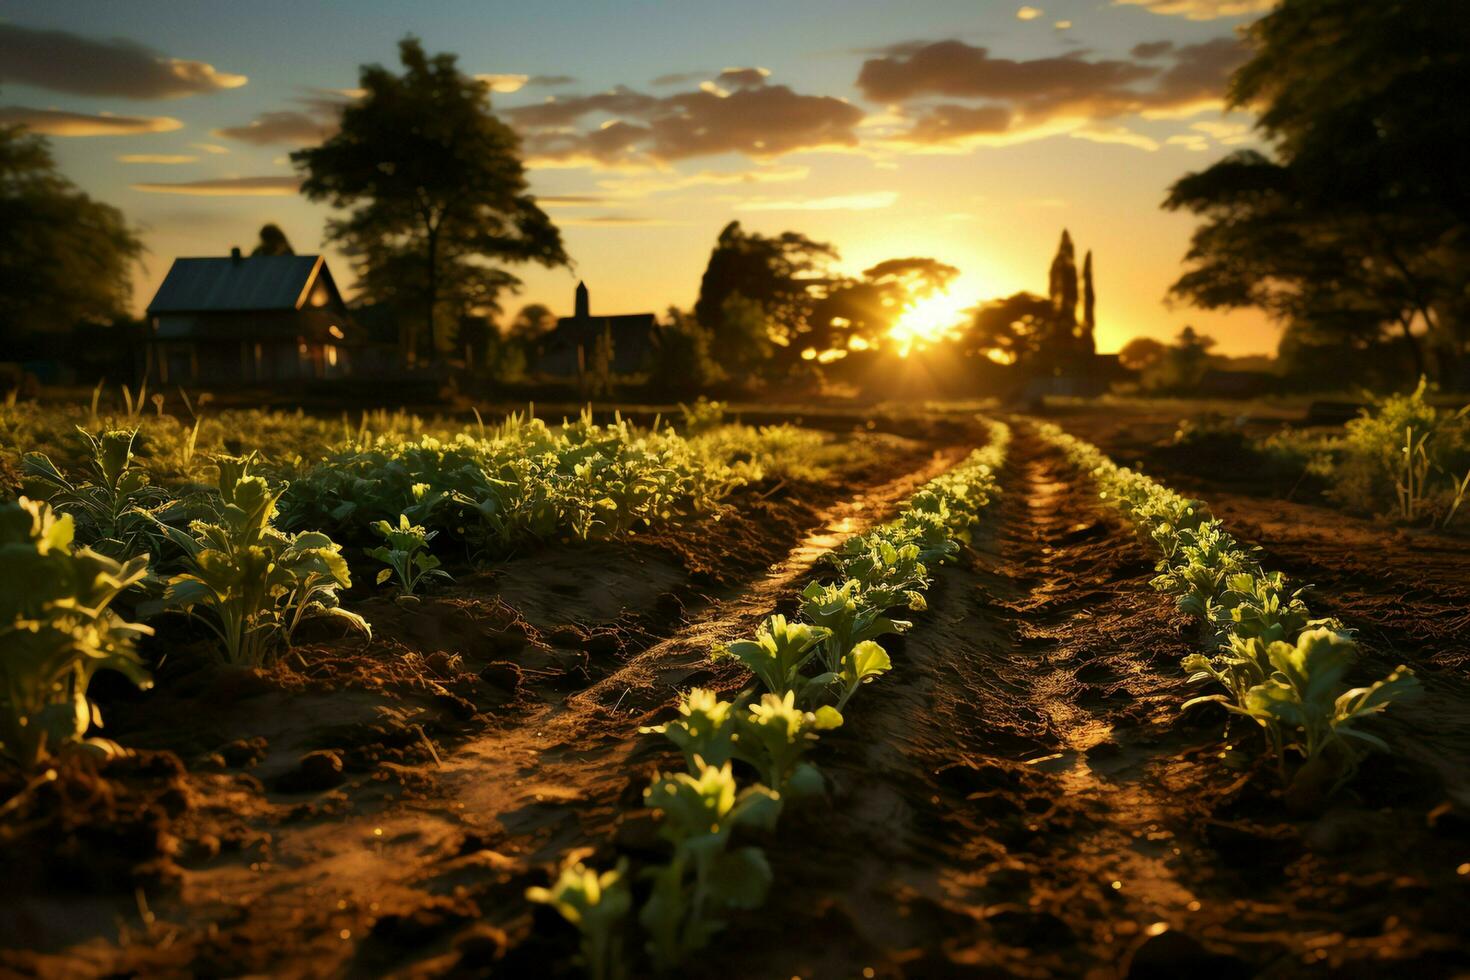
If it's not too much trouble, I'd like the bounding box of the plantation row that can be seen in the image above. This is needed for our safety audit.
[1036,423,1418,805]
[0,405,829,767]
[529,420,1012,978]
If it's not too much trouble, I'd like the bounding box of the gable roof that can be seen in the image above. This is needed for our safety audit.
[147,254,333,315]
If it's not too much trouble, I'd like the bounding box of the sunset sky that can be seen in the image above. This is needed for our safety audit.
[0,0,1279,355]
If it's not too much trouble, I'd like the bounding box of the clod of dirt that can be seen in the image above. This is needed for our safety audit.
[544,625,584,647]
[1125,929,1250,979]
[454,923,509,968]
[219,738,269,769]
[368,896,476,947]
[478,661,523,692]
[583,630,621,656]
[275,750,345,793]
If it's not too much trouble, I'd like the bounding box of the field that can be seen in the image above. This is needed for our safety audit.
[2,394,1468,979]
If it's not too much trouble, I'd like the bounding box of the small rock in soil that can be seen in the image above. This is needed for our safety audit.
[478,661,523,692]
[276,750,345,792]
[1125,929,1250,979]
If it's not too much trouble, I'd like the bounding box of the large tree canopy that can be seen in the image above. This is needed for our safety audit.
[693,220,838,369]
[294,38,568,363]
[1165,0,1470,385]
[0,120,141,338]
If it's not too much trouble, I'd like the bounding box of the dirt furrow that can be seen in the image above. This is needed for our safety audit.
[709,425,1469,979]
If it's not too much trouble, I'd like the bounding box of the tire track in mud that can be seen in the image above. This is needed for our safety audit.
[62,442,978,979]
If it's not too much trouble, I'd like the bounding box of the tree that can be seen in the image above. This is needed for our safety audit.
[294,38,568,365]
[649,307,725,392]
[506,302,556,342]
[251,223,294,256]
[805,257,959,360]
[0,120,142,337]
[1117,337,1167,374]
[1165,0,1470,385]
[715,292,773,373]
[963,292,1055,367]
[1143,326,1217,393]
[693,221,836,369]
[1048,230,1079,342]
[1081,250,1097,357]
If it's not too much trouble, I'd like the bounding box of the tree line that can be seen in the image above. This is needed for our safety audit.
[4,0,1467,392]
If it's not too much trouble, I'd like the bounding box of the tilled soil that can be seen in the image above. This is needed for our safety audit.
[707,426,1470,979]
[0,428,973,978]
[4,421,1469,979]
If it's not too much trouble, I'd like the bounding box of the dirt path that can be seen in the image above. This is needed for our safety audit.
[708,425,1469,979]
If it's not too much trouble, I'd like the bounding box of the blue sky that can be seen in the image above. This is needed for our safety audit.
[0,0,1278,353]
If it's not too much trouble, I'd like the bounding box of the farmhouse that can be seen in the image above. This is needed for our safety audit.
[144,250,360,385]
[536,282,659,377]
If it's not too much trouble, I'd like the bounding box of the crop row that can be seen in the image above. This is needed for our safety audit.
[1035,423,1417,807]
[0,408,824,767]
[529,420,1012,979]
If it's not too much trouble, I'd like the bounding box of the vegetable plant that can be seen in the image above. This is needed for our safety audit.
[640,688,737,770]
[22,427,174,561]
[712,614,830,702]
[146,456,368,664]
[526,856,632,980]
[639,760,782,971]
[731,691,842,799]
[0,498,153,766]
[367,514,452,596]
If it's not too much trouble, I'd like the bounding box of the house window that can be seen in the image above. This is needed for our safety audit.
[326,345,338,367]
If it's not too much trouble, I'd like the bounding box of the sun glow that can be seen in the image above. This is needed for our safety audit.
[887,289,972,356]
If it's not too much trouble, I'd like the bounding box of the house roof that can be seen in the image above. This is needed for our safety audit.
[147,255,329,314]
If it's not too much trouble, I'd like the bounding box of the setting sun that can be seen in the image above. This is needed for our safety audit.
[887,288,972,356]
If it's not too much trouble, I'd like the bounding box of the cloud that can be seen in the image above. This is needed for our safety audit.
[651,70,709,87]
[1016,6,1044,20]
[0,106,183,136]
[1055,20,1073,29]
[559,214,681,227]
[131,176,302,196]
[213,109,336,146]
[192,142,230,155]
[117,153,198,164]
[1131,40,1175,58]
[478,73,529,93]
[537,194,610,206]
[594,165,811,198]
[1071,125,1160,151]
[855,37,1248,147]
[716,67,771,89]
[528,74,577,87]
[508,79,863,167]
[0,23,246,98]
[1112,0,1274,20]
[738,191,898,211]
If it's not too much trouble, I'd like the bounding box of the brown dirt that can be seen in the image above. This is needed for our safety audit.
[4,420,1468,979]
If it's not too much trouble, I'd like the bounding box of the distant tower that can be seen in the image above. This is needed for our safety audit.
[575,280,590,319]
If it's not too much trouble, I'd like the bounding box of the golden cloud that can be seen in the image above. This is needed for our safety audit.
[131,176,302,196]
[0,106,183,136]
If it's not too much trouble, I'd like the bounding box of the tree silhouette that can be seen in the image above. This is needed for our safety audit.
[1166,0,1470,384]
[294,38,568,365]
[803,256,959,361]
[0,118,141,338]
[1081,250,1096,357]
[964,292,1055,367]
[1047,230,1078,344]
[507,302,556,342]
[694,221,836,369]
[251,223,294,256]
